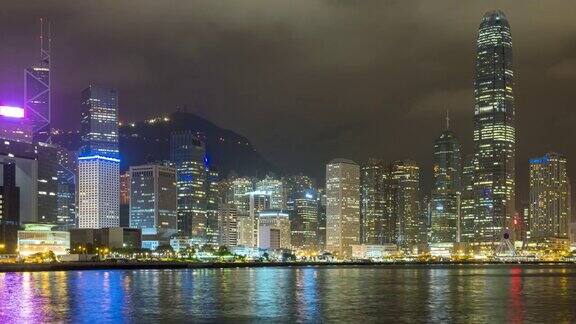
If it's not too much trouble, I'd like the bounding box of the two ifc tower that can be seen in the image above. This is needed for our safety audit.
[431,10,516,251]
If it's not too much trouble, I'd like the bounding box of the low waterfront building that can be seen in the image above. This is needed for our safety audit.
[351,244,398,259]
[17,223,70,256]
[70,228,141,252]
[169,237,208,252]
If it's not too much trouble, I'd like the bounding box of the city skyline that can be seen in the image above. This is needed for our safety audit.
[1,2,575,204]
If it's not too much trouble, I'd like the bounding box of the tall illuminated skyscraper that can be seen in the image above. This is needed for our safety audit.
[255,175,284,210]
[473,10,515,244]
[78,86,120,229]
[326,159,360,257]
[205,168,220,245]
[24,19,51,142]
[291,190,318,251]
[129,164,177,250]
[171,132,207,237]
[392,160,423,251]
[460,155,477,243]
[360,159,385,244]
[529,153,571,241]
[430,116,462,243]
[231,177,253,213]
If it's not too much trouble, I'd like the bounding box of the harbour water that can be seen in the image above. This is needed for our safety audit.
[1,264,575,323]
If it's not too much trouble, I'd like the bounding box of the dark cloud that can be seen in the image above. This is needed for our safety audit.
[1,0,576,206]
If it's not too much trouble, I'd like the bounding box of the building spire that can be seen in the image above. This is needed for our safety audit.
[445,108,450,130]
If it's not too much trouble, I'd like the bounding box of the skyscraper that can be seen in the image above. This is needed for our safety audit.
[430,117,462,243]
[171,132,207,238]
[205,168,220,245]
[460,155,477,243]
[56,146,76,227]
[255,175,285,210]
[231,177,253,213]
[473,10,516,245]
[119,172,130,227]
[392,160,423,251]
[78,86,120,229]
[529,153,571,241]
[24,19,51,142]
[0,162,20,254]
[291,190,318,251]
[284,174,314,210]
[360,159,385,244]
[258,210,291,250]
[129,164,177,250]
[218,202,238,247]
[80,86,120,159]
[326,159,360,257]
[36,143,59,224]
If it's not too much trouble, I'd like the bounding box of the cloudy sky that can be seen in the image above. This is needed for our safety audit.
[1,1,576,203]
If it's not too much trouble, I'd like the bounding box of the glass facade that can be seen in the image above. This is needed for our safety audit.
[392,160,423,250]
[529,153,571,241]
[430,130,461,243]
[129,164,178,249]
[360,159,385,245]
[78,85,120,229]
[325,159,360,257]
[24,41,50,141]
[80,86,119,159]
[170,132,207,237]
[473,10,515,244]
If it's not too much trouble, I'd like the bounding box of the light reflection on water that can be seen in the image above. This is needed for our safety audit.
[1,265,576,323]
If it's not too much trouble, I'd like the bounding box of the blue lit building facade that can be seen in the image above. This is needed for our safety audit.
[171,132,207,238]
[78,86,120,229]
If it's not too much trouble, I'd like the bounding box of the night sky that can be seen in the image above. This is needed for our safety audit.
[1,1,575,206]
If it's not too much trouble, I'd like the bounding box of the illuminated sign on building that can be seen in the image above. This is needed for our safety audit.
[0,106,25,118]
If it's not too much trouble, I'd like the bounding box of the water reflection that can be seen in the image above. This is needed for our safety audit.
[0,265,575,322]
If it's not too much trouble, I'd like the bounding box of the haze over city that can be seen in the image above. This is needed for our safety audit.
[1,1,576,198]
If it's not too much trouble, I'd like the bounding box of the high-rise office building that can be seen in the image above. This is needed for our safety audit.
[0,162,20,254]
[218,202,238,247]
[256,175,285,210]
[392,160,423,251]
[79,86,120,159]
[36,143,59,224]
[473,10,516,245]
[56,147,76,227]
[231,177,253,213]
[0,140,38,223]
[119,172,130,227]
[325,159,360,257]
[529,153,571,241]
[205,168,220,244]
[460,155,477,243]
[78,86,120,229]
[360,159,385,244]
[317,188,327,251]
[291,191,318,251]
[129,164,177,250]
[24,19,51,142]
[258,210,291,250]
[430,119,462,243]
[285,175,314,210]
[171,132,207,237]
